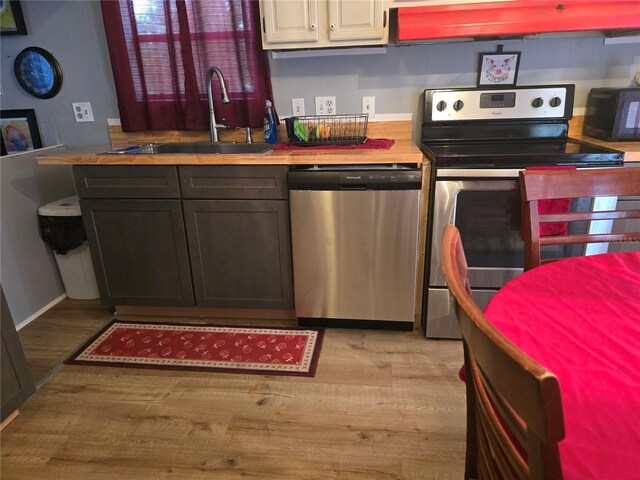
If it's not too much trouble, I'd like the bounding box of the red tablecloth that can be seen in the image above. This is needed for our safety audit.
[484,252,640,480]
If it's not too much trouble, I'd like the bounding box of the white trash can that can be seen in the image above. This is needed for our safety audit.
[38,196,100,300]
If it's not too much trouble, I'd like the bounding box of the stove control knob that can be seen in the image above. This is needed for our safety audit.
[550,96,562,108]
[531,97,544,108]
[453,100,464,111]
[436,100,447,112]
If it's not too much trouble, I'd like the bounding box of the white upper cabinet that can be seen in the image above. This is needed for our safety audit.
[327,0,386,41]
[261,0,319,44]
[260,0,388,49]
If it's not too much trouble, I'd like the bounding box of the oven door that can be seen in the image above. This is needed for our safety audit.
[426,168,522,338]
[430,169,523,289]
[425,167,617,339]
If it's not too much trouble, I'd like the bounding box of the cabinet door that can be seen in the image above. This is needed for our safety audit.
[1,287,35,422]
[327,0,386,41]
[261,0,319,45]
[80,200,194,306]
[184,200,293,309]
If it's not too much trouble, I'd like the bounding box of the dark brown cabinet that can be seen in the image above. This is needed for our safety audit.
[75,165,194,306]
[180,165,293,310]
[80,199,194,306]
[1,287,35,421]
[184,200,293,309]
[179,165,288,200]
[74,165,293,311]
[74,165,181,199]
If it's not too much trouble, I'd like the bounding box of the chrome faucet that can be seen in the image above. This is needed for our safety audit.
[206,67,230,142]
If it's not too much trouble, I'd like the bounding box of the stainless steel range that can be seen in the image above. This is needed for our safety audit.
[420,84,624,339]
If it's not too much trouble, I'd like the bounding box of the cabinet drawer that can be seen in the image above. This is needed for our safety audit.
[179,166,288,199]
[74,166,180,198]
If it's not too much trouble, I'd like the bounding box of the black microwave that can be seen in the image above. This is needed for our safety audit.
[584,87,640,141]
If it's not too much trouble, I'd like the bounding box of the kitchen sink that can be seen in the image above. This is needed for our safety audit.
[102,142,273,155]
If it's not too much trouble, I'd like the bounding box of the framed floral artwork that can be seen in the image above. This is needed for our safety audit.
[1,109,42,155]
[477,52,521,87]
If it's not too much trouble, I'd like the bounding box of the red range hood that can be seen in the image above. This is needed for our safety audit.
[396,0,640,41]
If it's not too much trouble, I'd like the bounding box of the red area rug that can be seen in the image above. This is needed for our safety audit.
[65,320,324,377]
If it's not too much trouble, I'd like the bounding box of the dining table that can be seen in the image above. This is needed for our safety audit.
[484,251,640,480]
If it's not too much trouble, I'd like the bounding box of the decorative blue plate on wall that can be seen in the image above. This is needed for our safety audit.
[14,47,62,99]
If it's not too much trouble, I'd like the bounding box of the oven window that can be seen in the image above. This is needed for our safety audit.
[455,190,523,267]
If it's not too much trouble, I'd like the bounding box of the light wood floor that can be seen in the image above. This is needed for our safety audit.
[3,299,466,479]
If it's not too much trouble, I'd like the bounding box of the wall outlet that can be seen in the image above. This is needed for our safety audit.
[72,102,94,122]
[362,96,375,118]
[292,98,305,116]
[315,96,336,115]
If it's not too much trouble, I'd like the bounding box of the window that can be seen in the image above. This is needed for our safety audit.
[101,0,273,131]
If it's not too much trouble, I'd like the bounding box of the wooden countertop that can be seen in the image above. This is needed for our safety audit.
[35,117,638,166]
[36,139,424,166]
[35,120,423,166]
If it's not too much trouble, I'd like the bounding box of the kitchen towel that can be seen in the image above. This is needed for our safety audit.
[522,166,576,237]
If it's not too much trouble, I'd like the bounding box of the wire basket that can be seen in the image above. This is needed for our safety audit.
[285,114,368,146]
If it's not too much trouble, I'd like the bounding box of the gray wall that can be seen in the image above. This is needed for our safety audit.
[1,1,116,325]
[270,36,640,133]
[0,1,118,148]
[1,147,76,326]
[2,3,638,146]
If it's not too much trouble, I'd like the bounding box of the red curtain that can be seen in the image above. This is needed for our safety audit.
[100,0,273,131]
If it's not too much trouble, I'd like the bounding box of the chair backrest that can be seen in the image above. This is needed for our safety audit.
[520,167,640,270]
[441,225,565,480]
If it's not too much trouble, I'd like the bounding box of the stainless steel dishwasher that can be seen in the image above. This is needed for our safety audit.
[288,166,422,330]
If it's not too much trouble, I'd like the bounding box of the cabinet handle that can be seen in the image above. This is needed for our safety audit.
[310,23,316,31]
[383,10,387,28]
[330,24,335,30]
[262,17,266,33]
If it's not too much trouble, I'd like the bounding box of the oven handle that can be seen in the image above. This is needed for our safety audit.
[436,165,618,179]
[436,168,522,178]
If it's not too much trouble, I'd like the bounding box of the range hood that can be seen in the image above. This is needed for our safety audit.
[396,0,640,42]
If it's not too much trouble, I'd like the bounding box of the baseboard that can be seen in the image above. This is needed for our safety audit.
[15,293,67,331]
[1,410,20,431]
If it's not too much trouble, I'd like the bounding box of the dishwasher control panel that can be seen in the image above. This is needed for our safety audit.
[288,168,422,190]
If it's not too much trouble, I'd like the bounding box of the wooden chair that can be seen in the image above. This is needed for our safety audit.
[441,225,565,480]
[520,167,640,270]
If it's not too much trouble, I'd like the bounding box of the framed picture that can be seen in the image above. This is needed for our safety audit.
[477,52,521,88]
[0,0,27,36]
[1,109,42,155]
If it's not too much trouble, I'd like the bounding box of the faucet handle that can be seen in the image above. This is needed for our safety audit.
[245,127,253,144]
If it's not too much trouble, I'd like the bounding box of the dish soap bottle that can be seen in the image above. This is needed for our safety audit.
[263,100,278,144]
